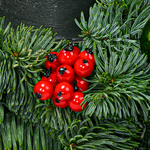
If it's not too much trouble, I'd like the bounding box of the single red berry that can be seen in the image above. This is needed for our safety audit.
[73,76,89,92]
[45,52,60,70]
[56,65,75,83]
[52,95,68,108]
[58,44,78,66]
[73,45,80,54]
[41,68,57,87]
[34,81,53,100]
[68,92,87,112]
[79,49,95,66]
[74,58,94,78]
[54,82,74,101]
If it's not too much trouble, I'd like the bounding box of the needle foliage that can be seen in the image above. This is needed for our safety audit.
[0,0,150,149]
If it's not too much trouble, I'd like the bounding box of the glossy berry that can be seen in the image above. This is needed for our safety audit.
[56,65,75,83]
[45,52,60,70]
[74,58,94,78]
[52,95,68,108]
[74,76,89,92]
[79,49,95,66]
[74,45,80,54]
[54,82,74,101]
[68,92,87,112]
[41,68,57,87]
[34,81,53,100]
[58,44,78,66]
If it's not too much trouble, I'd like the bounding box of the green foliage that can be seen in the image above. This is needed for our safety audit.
[1,17,57,80]
[0,16,63,119]
[140,19,150,63]
[0,104,4,123]
[137,118,150,150]
[75,0,150,48]
[0,17,11,49]
[0,113,62,150]
[36,102,78,131]
[0,0,150,149]
[59,118,139,150]
[96,0,150,8]
[82,41,150,121]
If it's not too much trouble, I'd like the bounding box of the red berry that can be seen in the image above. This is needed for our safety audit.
[34,81,53,100]
[45,52,60,70]
[41,68,57,87]
[73,76,89,92]
[58,44,78,66]
[52,95,68,108]
[54,82,74,101]
[74,46,80,54]
[79,49,95,66]
[68,92,87,112]
[74,58,94,78]
[56,65,75,83]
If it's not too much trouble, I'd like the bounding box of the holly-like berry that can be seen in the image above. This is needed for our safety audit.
[54,82,74,101]
[56,65,75,83]
[74,45,80,54]
[68,92,87,112]
[45,52,60,70]
[34,81,53,100]
[41,68,57,87]
[52,95,68,108]
[74,58,94,78]
[58,44,78,66]
[73,76,89,92]
[79,49,95,66]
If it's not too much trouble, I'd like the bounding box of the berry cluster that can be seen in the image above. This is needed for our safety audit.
[34,44,95,112]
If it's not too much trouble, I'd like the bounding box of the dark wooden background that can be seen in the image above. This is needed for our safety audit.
[0,0,94,41]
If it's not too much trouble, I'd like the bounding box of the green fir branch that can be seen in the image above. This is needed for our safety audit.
[75,0,150,48]
[0,114,62,150]
[82,42,150,121]
[59,118,140,150]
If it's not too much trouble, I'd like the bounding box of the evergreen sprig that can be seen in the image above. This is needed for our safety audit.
[0,17,63,118]
[0,0,150,149]
[0,114,62,150]
[75,0,150,48]
[59,118,139,150]
[96,0,150,8]
[82,42,150,121]
[2,19,57,79]
[0,17,11,49]
[35,102,79,132]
